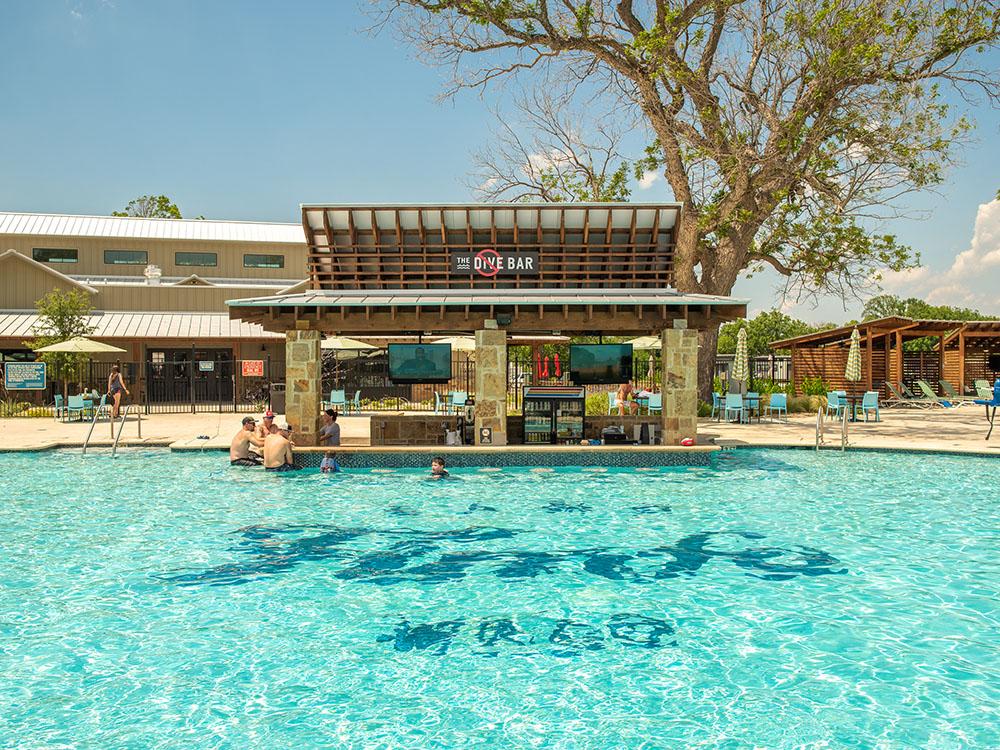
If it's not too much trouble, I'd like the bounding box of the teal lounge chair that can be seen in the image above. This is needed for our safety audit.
[858,391,880,422]
[764,393,787,422]
[710,392,723,421]
[884,382,930,408]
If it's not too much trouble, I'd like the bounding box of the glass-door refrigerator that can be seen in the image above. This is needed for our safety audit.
[522,386,586,444]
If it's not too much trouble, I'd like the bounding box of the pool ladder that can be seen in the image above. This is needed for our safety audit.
[81,404,141,456]
[814,408,849,452]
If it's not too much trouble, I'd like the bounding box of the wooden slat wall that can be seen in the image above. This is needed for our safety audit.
[945,339,1000,393]
[792,344,889,396]
[307,206,676,290]
[902,352,940,393]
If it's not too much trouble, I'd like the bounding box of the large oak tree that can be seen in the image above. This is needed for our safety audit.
[376,0,999,394]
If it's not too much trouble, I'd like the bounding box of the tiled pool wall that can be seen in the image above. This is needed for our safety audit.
[287,449,716,469]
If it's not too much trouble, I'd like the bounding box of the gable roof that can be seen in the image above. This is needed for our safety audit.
[172,274,217,287]
[0,249,97,293]
[0,211,305,244]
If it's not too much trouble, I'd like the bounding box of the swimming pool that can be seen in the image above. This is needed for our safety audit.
[1,449,997,747]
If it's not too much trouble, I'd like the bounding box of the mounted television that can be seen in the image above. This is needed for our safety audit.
[569,344,633,385]
[988,353,1000,372]
[388,344,452,384]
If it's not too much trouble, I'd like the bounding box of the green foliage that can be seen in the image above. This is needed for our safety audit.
[800,377,830,396]
[862,294,997,350]
[585,391,609,416]
[788,395,827,413]
[25,290,96,396]
[718,310,832,356]
[535,160,630,202]
[697,400,713,418]
[112,195,183,219]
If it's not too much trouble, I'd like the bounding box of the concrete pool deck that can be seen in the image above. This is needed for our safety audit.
[0,407,996,456]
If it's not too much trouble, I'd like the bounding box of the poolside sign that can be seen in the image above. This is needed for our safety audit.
[3,362,46,390]
[242,359,264,377]
[451,249,539,278]
[198,360,215,372]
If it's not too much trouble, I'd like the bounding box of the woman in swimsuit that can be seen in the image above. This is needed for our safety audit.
[107,364,130,419]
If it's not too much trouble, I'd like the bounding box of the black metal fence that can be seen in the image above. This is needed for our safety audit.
[714,354,791,385]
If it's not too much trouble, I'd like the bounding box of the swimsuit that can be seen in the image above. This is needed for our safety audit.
[109,374,124,396]
[230,456,262,467]
[266,462,302,472]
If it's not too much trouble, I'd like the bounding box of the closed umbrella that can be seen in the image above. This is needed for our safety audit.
[845,327,862,384]
[35,336,126,354]
[730,327,749,385]
[625,335,661,351]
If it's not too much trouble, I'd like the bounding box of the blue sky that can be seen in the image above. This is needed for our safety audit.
[1,0,997,321]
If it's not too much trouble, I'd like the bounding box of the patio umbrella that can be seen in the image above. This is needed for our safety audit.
[320,336,376,352]
[35,336,126,354]
[730,327,750,384]
[845,327,862,384]
[625,335,661,351]
[431,336,476,352]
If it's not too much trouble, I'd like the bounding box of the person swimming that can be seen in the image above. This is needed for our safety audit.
[430,456,449,478]
[320,451,340,473]
[230,416,265,466]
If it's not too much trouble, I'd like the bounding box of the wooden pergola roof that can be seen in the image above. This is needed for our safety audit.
[300,202,682,290]
[770,317,966,349]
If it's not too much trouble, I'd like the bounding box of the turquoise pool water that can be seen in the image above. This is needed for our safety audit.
[1,449,997,748]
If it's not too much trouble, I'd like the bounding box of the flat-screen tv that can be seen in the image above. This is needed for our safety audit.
[569,344,633,385]
[988,352,1000,372]
[388,343,453,384]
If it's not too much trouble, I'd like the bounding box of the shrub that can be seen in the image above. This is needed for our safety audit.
[788,395,826,413]
[697,400,713,417]
[586,392,609,416]
[800,377,829,396]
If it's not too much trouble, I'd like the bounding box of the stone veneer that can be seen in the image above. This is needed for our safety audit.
[371,415,460,446]
[284,328,322,446]
[474,328,508,445]
[506,415,662,444]
[661,326,699,445]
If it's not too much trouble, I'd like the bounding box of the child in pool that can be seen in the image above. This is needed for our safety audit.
[430,456,449,478]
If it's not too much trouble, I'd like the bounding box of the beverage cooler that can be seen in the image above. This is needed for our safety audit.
[522,386,586,444]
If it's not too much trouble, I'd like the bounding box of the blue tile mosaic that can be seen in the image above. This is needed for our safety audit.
[287,449,715,469]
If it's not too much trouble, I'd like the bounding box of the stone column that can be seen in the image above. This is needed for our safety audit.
[661,325,699,445]
[285,327,322,446]
[474,328,508,446]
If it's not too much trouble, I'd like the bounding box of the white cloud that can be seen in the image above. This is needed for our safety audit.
[878,199,1000,314]
[637,170,660,190]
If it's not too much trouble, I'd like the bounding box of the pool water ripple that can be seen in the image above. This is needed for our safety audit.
[0,448,997,747]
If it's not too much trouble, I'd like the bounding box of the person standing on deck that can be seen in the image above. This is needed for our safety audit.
[107,365,130,420]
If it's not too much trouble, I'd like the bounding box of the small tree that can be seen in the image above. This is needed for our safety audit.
[26,290,96,399]
[112,195,183,219]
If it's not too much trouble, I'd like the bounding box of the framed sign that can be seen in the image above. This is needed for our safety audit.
[198,360,215,372]
[451,249,539,278]
[479,427,493,445]
[241,359,265,377]
[3,362,46,390]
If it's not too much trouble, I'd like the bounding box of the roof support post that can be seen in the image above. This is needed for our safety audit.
[958,328,966,393]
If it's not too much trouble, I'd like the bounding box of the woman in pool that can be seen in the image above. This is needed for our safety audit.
[107,365,130,420]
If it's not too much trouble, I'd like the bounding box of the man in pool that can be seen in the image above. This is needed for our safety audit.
[230,416,265,466]
[264,424,301,472]
[430,456,449,478]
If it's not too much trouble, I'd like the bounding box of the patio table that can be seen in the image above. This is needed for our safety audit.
[742,394,761,423]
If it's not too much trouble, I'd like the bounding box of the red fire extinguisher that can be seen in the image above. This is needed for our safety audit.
[535,351,542,380]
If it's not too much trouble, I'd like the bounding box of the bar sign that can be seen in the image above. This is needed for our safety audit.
[451,249,539,278]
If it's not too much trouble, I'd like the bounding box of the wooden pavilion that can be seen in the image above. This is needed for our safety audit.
[772,317,1000,397]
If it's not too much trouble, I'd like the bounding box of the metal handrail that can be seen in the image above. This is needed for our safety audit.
[815,408,824,451]
[841,407,849,452]
[111,404,131,458]
[81,402,102,455]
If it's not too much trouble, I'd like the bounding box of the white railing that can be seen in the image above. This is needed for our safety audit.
[111,405,131,458]
[81,402,102,455]
[815,408,824,451]
[840,407,849,452]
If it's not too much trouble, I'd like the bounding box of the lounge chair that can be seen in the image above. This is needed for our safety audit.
[884,382,932,408]
[858,391,880,422]
[915,379,956,408]
[974,379,990,393]
[938,380,977,404]
[764,393,787,422]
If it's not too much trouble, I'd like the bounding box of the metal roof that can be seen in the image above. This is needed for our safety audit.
[302,202,681,236]
[769,316,991,349]
[226,287,747,308]
[0,212,304,244]
[0,249,98,293]
[0,311,283,341]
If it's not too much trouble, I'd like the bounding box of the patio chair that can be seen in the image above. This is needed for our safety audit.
[645,393,662,415]
[710,392,723,421]
[724,393,746,423]
[347,390,362,413]
[53,394,65,421]
[915,379,955,408]
[65,395,91,421]
[449,391,468,413]
[938,380,977,405]
[744,391,761,422]
[825,392,847,419]
[764,393,787,422]
[607,391,619,415]
[92,394,109,421]
[325,389,346,412]
[433,392,446,414]
[859,391,880,422]
[973,379,1000,440]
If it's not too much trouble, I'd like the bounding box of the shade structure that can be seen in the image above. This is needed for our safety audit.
[730,327,749,382]
[34,336,126,354]
[625,335,661,351]
[431,336,476,353]
[845,327,862,383]
[320,336,376,352]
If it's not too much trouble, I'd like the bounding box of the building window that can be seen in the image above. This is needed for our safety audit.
[244,254,284,269]
[104,249,148,265]
[32,248,78,264]
[175,251,218,267]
